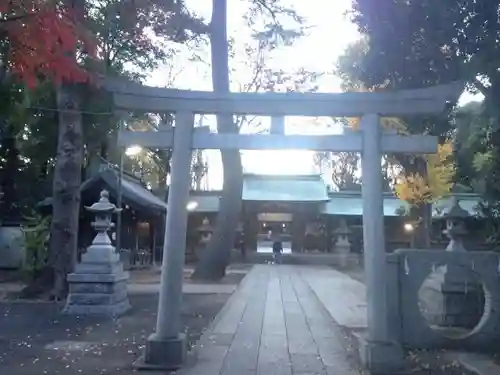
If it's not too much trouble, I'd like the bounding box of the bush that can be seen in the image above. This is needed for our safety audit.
[21,212,51,280]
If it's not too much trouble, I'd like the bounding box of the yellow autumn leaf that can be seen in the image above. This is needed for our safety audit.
[395,142,455,205]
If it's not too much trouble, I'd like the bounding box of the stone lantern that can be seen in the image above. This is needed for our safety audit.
[64,190,131,316]
[197,217,213,246]
[439,197,482,328]
[443,197,470,252]
[333,219,352,267]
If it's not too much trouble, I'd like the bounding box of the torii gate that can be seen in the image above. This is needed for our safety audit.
[107,79,462,373]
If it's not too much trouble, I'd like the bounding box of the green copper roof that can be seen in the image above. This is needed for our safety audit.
[320,193,409,216]
[186,174,482,216]
[242,174,329,202]
[187,191,482,218]
[188,194,220,212]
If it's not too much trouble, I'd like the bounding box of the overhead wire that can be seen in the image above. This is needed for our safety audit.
[24,105,115,116]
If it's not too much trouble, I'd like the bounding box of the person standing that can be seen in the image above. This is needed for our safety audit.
[271,226,283,264]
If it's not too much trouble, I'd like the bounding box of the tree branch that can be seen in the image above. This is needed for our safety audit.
[473,77,489,97]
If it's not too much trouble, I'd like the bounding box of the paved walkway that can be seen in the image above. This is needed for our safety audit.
[179,265,362,375]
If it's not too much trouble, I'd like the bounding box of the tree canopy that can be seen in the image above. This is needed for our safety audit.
[1,0,93,86]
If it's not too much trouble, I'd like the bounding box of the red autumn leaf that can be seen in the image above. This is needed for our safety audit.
[1,0,95,87]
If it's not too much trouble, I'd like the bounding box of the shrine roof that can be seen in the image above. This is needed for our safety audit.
[105,169,167,214]
[320,192,409,216]
[37,161,167,215]
[187,189,481,217]
[242,173,329,202]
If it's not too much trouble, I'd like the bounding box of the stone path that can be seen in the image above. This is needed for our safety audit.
[300,267,367,331]
[178,265,361,375]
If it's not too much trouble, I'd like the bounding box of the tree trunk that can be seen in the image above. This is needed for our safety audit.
[410,203,432,248]
[192,0,243,280]
[48,83,83,299]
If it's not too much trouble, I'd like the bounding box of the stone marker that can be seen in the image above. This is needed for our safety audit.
[64,190,131,316]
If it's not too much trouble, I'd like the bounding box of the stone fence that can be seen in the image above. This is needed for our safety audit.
[386,249,500,350]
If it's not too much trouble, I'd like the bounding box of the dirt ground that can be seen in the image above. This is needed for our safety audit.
[0,292,231,375]
[0,265,249,375]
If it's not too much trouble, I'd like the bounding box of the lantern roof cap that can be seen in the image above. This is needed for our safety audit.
[197,217,213,231]
[444,197,470,219]
[85,190,121,213]
[333,219,352,234]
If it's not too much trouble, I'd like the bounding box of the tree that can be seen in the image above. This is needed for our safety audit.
[0,83,30,223]
[7,0,205,298]
[453,101,489,193]
[348,83,455,207]
[81,0,206,165]
[339,75,456,245]
[191,0,241,280]
[192,0,308,280]
[0,0,92,87]
[49,0,209,298]
[336,25,460,247]
[346,1,463,90]
[0,0,91,298]
[394,142,455,204]
[341,1,500,243]
[0,1,91,226]
[48,0,88,299]
[343,1,500,200]
[452,101,500,244]
[314,150,361,191]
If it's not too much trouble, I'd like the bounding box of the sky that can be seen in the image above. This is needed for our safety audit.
[145,0,482,190]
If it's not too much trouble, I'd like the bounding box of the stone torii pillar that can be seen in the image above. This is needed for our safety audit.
[359,115,406,373]
[138,112,196,370]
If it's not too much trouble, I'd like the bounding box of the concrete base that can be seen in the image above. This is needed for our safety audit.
[360,339,408,375]
[134,332,187,371]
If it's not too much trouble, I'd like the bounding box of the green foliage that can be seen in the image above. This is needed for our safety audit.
[473,152,493,173]
[336,2,468,247]
[21,213,51,274]
[348,1,465,89]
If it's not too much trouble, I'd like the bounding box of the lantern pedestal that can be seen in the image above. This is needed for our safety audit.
[64,190,131,316]
[64,243,131,316]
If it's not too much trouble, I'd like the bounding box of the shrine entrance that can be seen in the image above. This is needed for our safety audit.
[240,173,328,253]
[257,212,293,254]
[107,78,462,374]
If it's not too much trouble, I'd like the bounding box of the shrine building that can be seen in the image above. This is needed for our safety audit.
[186,173,482,254]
